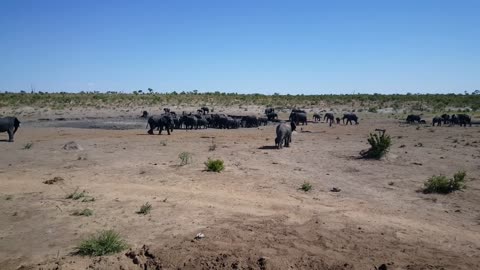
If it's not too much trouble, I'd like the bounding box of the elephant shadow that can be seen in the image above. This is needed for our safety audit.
[258,145,278,150]
[0,139,11,143]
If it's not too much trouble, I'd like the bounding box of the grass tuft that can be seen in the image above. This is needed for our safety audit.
[178,152,192,166]
[137,202,152,215]
[72,208,93,216]
[23,142,33,150]
[74,230,127,256]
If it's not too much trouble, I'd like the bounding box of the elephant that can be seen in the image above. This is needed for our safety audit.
[336,117,341,124]
[0,117,21,142]
[147,114,174,135]
[265,108,275,115]
[201,107,209,115]
[266,112,278,121]
[242,115,259,128]
[275,122,296,149]
[163,108,170,113]
[456,114,472,127]
[441,114,450,124]
[406,114,421,124]
[289,112,307,125]
[140,111,149,118]
[342,113,358,125]
[324,113,334,127]
[313,113,322,122]
[194,114,209,129]
[258,117,268,126]
[180,115,198,130]
[432,116,442,126]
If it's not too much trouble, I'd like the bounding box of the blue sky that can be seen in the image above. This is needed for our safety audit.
[0,0,479,94]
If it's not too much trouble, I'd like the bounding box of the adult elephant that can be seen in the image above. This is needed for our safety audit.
[266,112,278,121]
[289,112,307,125]
[441,114,450,124]
[258,117,268,126]
[275,122,296,149]
[342,113,359,125]
[265,108,275,115]
[432,116,442,126]
[242,115,259,128]
[0,117,21,142]
[180,115,198,130]
[457,114,472,127]
[406,114,421,124]
[147,114,174,135]
[324,113,334,127]
[194,114,209,129]
[201,107,209,115]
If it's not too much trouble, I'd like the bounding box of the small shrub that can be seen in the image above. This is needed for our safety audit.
[178,152,192,166]
[300,182,312,192]
[5,195,13,200]
[361,131,392,159]
[204,159,224,172]
[137,202,152,215]
[368,107,378,113]
[423,171,466,194]
[74,230,128,256]
[66,188,86,200]
[81,197,95,202]
[23,142,33,150]
[72,208,93,216]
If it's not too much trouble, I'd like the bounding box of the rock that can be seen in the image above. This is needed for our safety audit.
[63,141,83,151]
[330,187,341,192]
[194,233,205,240]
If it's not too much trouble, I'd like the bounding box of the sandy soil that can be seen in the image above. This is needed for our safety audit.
[1,111,479,270]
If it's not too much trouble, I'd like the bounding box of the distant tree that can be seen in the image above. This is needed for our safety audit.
[472,90,480,95]
[148,88,153,94]
[193,89,198,95]
[133,91,138,95]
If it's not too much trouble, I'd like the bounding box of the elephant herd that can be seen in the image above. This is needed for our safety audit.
[406,113,472,127]
[144,107,270,135]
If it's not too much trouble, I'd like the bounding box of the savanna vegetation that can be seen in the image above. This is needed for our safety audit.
[1,91,480,112]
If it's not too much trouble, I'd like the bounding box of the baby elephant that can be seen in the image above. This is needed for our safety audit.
[0,117,21,142]
[275,122,296,149]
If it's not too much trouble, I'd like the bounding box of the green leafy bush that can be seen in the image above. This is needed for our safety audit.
[361,131,392,159]
[75,230,127,256]
[300,182,312,192]
[205,159,224,172]
[423,171,466,194]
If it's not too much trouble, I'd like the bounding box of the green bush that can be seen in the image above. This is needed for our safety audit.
[23,142,33,150]
[300,182,312,192]
[423,171,466,194]
[75,230,128,256]
[361,131,392,159]
[205,159,224,172]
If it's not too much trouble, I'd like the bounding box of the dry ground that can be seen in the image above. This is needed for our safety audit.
[1,115,480,270]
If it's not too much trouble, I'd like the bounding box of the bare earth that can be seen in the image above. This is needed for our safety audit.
[1,111,479,270]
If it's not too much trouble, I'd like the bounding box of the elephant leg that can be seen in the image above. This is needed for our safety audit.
[7,128,14,142]
[166,126,171,135]
[148,128,154,135]
[158,126,162,135]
